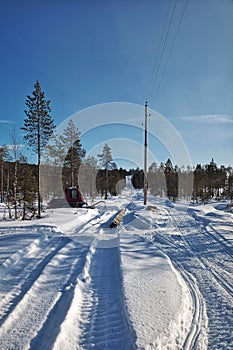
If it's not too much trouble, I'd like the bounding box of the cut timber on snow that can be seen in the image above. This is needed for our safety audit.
[110,208,126,228]
[146,205,157,212]
[87,200,106,209]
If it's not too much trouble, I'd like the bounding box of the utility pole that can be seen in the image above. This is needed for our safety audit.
[144,101,148,205]
[1,161,3,203]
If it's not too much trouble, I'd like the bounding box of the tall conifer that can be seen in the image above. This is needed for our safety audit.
[21,80,55,218]
[98,144,116,199]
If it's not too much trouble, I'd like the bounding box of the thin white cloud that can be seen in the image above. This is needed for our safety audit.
[172,114,233,125]
[0,119,13,124]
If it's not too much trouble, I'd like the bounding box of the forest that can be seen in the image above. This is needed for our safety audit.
[1,152,232,220]
[0,80,232,219]
[132,158,233,203]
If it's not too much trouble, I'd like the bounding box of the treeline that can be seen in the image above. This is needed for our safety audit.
[41,133,129,201]
[0,157,38,219]
[1,80,232,219]
[1,151,232,220]
[0,81,131,219]
[132,158,233,203]
[0,151,129,219]
[40,161,129,202]
[0,140,128,221]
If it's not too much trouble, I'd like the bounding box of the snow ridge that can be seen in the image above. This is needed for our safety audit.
[52,211,136,350]
[0,238,88,350]
[152,203,232,350]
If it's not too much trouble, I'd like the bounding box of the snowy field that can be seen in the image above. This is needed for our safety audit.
[0,178,232,349]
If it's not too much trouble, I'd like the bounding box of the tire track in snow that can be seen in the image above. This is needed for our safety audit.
[0,239,88,350]
[78,246,135,350]
[173,262,207,350]
[203,260,233,296]
[156,205,233,349]
[144,222,207,349]
[177,211,233,298]
[177,212,233,350]
[0,233,69,327]
[30,243,89,350]
[0,229,39,264]
[188,209,233,258]
[52,210,136,350]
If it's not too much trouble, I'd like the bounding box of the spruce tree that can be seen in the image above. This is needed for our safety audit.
[21,80,55,218]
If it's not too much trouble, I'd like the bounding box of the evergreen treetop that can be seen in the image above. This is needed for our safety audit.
[22,80,55,154]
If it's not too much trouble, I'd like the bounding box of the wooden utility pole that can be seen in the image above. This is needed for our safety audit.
[1,161,3,203]
[144,101,148,205]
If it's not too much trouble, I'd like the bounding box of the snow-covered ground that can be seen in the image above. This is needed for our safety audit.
[0,178,232,349]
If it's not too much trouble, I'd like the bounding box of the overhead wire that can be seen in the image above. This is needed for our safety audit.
[146,0,189,108]
[147,0,178,103]
[146,0,173,102]
[151,0,189,105]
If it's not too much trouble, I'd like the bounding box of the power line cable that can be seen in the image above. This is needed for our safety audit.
[146,0,178,103]
[152,0,189,105]
[146,0,173,101]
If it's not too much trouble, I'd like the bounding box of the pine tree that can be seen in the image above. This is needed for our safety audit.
[79,156,98,199]
[59,120,86,187]
[98,144,115,199]
[41,120,86,199]
[164,159,178,201]
[131,168,144,189]
[206,158,217,198]
[21,80,55,218]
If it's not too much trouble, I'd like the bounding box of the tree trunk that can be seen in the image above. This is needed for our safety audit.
[22,201,26,220]
[6,171,11,219]
[105,168,108,200]
[37,119,41,218]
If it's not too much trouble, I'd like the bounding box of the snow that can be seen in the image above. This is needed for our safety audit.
[120,232,192,350]
[0,178,232,349]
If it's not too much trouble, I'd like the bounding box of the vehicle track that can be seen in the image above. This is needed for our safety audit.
[0,213,111,350]
[78,246,136,349]
[176,211,233,298]
[52,209,136,350]
[0,235,70,327]
[0,238,89,350]
[153,205,233,350]
[144,212,208,350]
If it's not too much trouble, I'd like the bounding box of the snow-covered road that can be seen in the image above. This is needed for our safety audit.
[148,202,233,350]
[0,188,232,349]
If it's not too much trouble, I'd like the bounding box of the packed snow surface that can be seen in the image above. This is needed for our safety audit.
[0,178,232,349]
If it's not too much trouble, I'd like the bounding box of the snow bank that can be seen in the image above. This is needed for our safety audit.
[120,228,193,350]
[2,183,230,349]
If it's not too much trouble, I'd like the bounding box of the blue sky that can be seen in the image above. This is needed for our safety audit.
[0,0,232,168]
